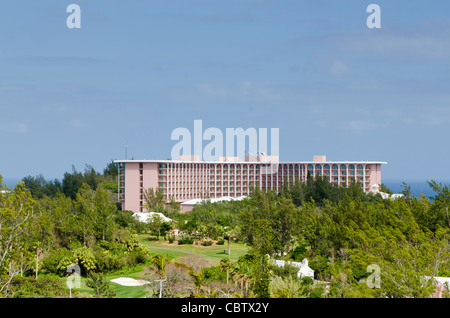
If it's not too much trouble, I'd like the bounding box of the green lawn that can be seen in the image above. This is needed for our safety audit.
[68,270,151,298]
[63,236,249,298]
[138,235,249,263]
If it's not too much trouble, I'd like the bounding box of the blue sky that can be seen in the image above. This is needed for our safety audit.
[1,0,450,183]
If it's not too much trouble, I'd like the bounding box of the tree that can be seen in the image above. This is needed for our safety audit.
[189,267,206,297]
[0,178,35,296]
[74,184,96,246]
[272,197,297,255]
[151,254,169,298]
[223,226,236,256]
[249,220,274,297]
[86,272,116,297]
[103,160,118,178]
[428,180,450,228]
[166,197,181,217]
[143,187,166,212]
[62,166,85,200]
[147,214,164,240]
[93,187,117,241]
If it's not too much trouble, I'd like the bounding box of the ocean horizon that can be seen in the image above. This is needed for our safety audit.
[383,179,448,199]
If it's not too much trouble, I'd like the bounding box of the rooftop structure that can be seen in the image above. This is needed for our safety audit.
[114,155,387,213]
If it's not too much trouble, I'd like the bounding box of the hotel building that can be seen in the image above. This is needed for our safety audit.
[115,155,387,213]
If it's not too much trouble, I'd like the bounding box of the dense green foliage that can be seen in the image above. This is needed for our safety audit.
[179,178,450,298]
[2,164,450,298]
[0,165,150,298]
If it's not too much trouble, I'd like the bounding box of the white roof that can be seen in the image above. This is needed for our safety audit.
[273,258,314,279]
[181,196,247,206]
[114,159,387,165]
[379,192,405,200]
[133,212,172,223]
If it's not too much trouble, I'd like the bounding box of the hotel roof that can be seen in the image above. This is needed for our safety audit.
[114,159,388,164]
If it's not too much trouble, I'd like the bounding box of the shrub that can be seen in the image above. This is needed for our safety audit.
[203,266,226,282]
[41,248,71,274]
[178,238,194,245]
[9,276,70,298]
[216,239,225,245]
[86,272,116,297]
[291,245,307,261]
[95,251,125,273]
[310,291,323,298]
[201,240,213,246]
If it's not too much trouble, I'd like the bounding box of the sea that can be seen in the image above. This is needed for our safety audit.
[383,180,448,200]
[2,178,21,189]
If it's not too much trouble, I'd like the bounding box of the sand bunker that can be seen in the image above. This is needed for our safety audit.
[110,277,150,286]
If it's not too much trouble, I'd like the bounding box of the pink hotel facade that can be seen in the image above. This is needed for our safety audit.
[115,155,387,213]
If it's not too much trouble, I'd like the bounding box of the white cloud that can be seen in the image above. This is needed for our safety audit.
[330,60,348,76]
[70,118,84,129]
[337,31,450,60]
[0,122,29,134]
[338,119,379,133]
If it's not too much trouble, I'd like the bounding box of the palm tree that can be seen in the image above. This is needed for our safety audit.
[189,267,206,297]
[230,262,253,297]
[220,258,232,297]
[220,258,231,285]
[151,254,168,298]
[223,226,236,255]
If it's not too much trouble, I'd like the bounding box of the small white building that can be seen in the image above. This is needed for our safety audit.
[132,212,173,223]
[371,184,404,200]
[273,258,314,279]
[180,196,247,212]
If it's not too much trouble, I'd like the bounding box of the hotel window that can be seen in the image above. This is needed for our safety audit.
[341,164,347,169]
[332,165,338,170]
[316,164,322,169]
[358,165,364,169]
[333,177,338,182]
